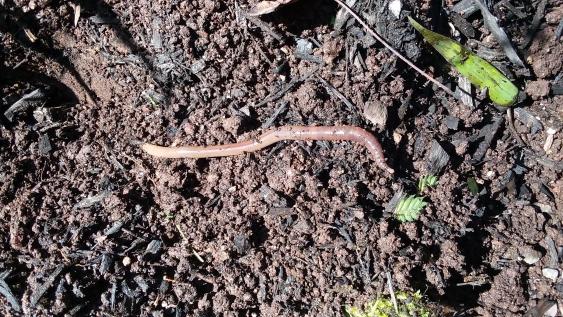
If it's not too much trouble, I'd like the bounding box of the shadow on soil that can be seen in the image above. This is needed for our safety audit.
[265,0,339,35]
[0,0,98,104]
[0,0,178,109]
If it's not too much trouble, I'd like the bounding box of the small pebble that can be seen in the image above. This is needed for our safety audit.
[353,208,364,219]
[519,246,542,265]
[239,105,251,116]
[393,131,403,144]
[388,0,402,18]
[364,100,387,128]
[295,38,313,56]
[534,203,553,214]
[542,268,559,282]
[444,116,460,130]
[122,256,131,266]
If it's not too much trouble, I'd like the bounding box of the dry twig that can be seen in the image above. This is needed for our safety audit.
[332,0,457,98]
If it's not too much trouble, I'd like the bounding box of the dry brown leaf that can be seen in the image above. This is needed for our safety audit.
[247,0,298,16]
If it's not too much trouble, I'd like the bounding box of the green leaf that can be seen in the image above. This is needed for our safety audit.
[467,177,479,195]
[418,174,438,193]
[408,17,518,107]
[395,195,427,222]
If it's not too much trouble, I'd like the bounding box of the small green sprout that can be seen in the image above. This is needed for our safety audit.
[345,291,433,317]
[163,211,175,222]
[141,90,160,107]
[394,195,427,222]
[417,175,438,193]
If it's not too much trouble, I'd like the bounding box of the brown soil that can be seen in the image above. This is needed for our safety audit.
[1,0,562,316]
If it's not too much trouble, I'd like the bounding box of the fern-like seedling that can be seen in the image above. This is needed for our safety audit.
[395,195,427,222]
[345,290,434,317]
[417,174,438,193]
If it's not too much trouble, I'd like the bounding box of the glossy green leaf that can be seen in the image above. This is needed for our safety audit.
[408,17,518,107]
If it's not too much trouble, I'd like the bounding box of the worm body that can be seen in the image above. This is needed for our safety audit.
[141,126,394,173]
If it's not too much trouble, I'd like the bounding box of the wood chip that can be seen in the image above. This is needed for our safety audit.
[474,0,526,69]
[471,116,503,163]
[457,75,475,107]
[4,88,47,122]
[0,272,21,312]
[246,0,298,16]
[513,108,543,134]
[30,265,64,307]
[426,140,450,174]
[334,0,358,31]
[520,0,548,48]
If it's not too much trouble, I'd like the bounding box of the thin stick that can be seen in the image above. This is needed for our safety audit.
[141,125,394,174]
[332,0,457,97]
[386,271,399,314]
[506,107,526,147]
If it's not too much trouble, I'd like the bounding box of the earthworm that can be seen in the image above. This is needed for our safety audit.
[141,126,394,174]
